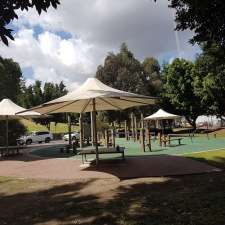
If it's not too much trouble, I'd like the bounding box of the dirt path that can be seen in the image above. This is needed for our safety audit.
[0,153,220,180]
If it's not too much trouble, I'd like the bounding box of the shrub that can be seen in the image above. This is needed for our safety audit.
[0,119,27,146]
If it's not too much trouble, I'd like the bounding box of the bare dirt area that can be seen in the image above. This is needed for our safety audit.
[0,172,225,225]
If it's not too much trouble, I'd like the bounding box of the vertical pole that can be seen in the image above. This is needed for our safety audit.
[125,120,128,140]
[134,115,138,141]
[67,113,72,148]
[111,129,115,148]
[140,113,145,152]
[105,130,109,148]
[79,113,83,148]
[131,113,134,140]
[92,99,99,165]
[91,111,94,147]
[6,116,9,155]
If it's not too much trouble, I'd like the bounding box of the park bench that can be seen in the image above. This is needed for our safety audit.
[0,144,27,157]
[78,146,125,164]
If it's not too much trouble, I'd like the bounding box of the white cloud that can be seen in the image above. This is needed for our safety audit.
[0,28,97,90]
[0,0,200,89]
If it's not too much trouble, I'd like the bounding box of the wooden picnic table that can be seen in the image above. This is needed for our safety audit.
[78,147,125,164]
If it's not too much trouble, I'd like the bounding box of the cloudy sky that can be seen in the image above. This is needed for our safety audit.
[0,0,200,90]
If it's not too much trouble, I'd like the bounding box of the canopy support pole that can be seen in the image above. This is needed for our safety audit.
[67,113,72,148]
[140,113,145,152]
[134,115,138,141]
[79,114,83,148]
[6,116,9,155]
[125,120,128,140]
[91,112,94,147]
[92,99,99,165]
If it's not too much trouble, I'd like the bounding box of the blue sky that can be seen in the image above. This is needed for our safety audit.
[0,0,200,89]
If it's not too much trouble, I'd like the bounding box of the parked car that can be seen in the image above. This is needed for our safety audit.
[17,131,53,145]
[63,132,80,141]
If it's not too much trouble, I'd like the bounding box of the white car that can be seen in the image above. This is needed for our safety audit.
[18,131,53,145]
[63,132,80,141]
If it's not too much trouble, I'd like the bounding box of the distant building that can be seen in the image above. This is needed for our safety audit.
[196,115,225,128]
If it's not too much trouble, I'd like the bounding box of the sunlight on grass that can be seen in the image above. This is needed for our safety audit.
[20,119,79,134]
[185,149,225,168]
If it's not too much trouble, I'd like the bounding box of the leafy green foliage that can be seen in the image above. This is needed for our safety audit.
[0,56,23,102]
[0,57,27,145]
[161,58,203,128]
[96,43,160,123]
[20,80,68,128]
[0,0,60,45]
[142,57,161,96]
[168,0,225,48]
[0,120,27,146]
[194,44,225,117]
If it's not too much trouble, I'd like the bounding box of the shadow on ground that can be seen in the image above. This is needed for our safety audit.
[82,155,220,179]
[0,172,225,225]
[186,156,225,169]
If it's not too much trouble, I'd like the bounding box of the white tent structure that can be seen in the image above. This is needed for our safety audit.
[23,77,157,164]
[0,98,43,148]
[144,109,181,121]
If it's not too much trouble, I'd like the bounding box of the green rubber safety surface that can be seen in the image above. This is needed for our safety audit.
[31,135,225,160]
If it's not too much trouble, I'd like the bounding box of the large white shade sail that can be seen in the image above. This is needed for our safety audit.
[25,78,157,114]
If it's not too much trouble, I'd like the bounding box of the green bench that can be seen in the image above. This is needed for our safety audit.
[78,147,125,164]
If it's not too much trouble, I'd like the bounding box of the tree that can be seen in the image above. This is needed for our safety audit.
[194,44,225,118]
[0,56,26,145]
[96,43,158,123]
[142,57,161,96]
[20,80,68,129]
[161,58,204,129]
[0,56,23,102]
[0,0,60,45]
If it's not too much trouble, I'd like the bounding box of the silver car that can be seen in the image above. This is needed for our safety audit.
[63,132,80,141]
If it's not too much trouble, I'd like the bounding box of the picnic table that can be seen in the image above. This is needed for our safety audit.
[78,146,125,164]
[162,137,183,147]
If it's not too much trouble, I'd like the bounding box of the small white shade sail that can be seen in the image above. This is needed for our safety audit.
[24,78,157,114]
[0,98,45,148]
[144,109,181,120]
[0,98,41,119]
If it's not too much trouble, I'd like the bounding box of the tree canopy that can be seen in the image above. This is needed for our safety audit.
[194,44,225,118]
[0,0,60,45]
[161,58,203,129]
[0,56,22,102]
[96,43,161,123]
[166,0,225,48]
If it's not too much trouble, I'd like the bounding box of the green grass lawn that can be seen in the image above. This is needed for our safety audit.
[184,149,225,168]
[20,119,79,134]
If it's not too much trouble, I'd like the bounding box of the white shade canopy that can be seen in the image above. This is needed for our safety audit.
[144,109,181,120]
[25,78,157,114]
[0,98,41,119]
[0,98,45,148]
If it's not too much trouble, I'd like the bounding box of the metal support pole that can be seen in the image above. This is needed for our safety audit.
[6,116,9,155]
[79,113,83,148]
[125,120,128,140]
[111,129,115,148]
[92,99,99,165]
[67,114,72,148]
[91,111,94,147]
[134,115,138,141]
